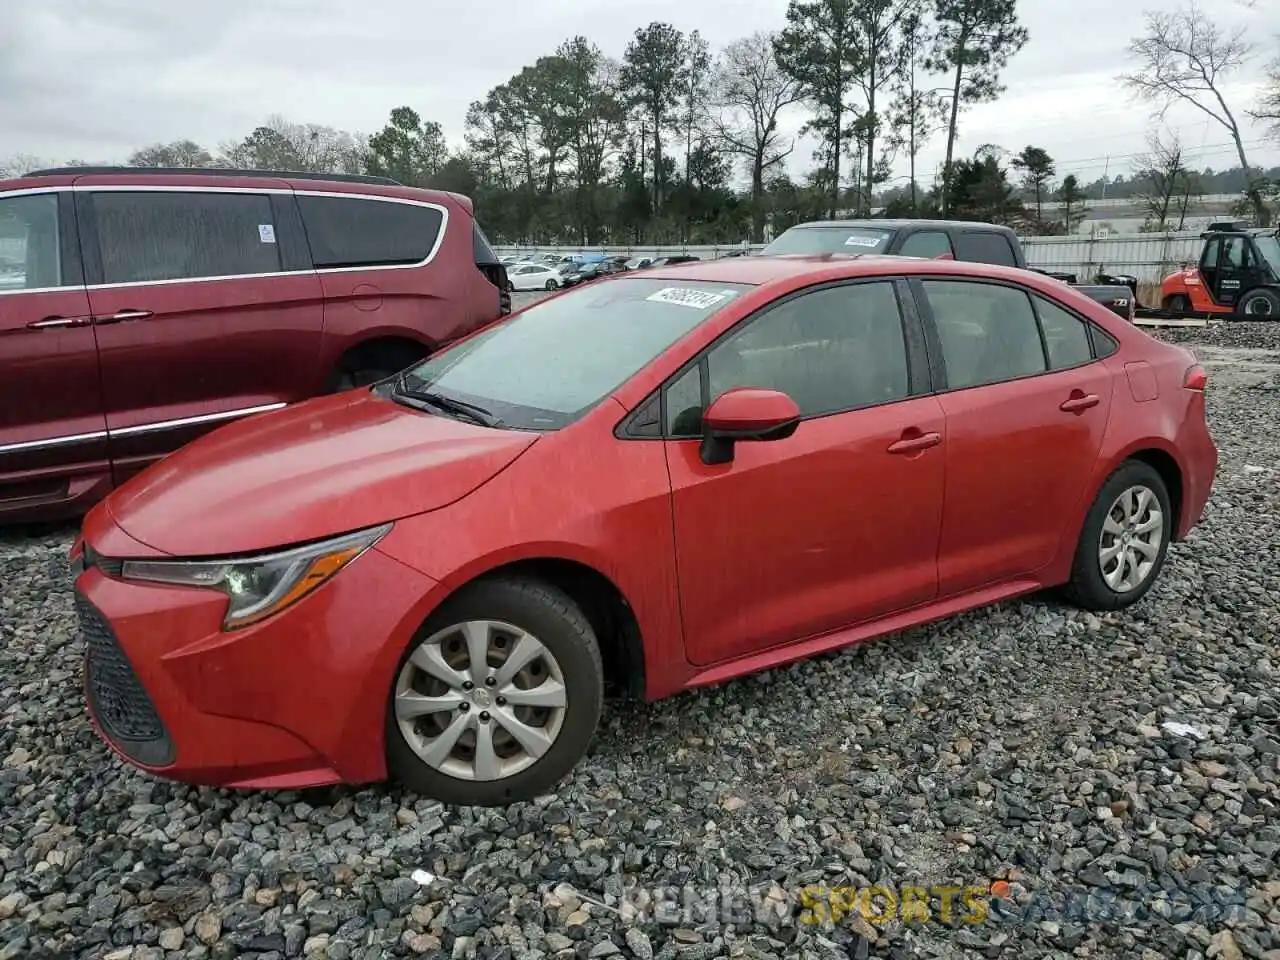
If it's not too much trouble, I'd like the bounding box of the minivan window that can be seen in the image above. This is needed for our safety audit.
[760,226,893,256]
[92,191,282,284]
[0,193,61,291]
[296,195,444,269]
[396,278,753,430]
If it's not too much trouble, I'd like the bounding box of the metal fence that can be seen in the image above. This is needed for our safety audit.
[496,232,1207,305]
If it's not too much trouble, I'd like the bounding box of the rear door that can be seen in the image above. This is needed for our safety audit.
[915,278,1114,595]
[78,181,325,484]
[0,187,108,516]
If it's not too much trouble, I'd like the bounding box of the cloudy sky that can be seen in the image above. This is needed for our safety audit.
[3,0,1278,186]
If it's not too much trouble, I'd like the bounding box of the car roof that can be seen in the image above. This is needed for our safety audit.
[636,252,1064,291]
[785,218,1014,232]
[4,166,464,206]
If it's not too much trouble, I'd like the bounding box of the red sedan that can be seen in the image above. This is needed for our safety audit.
[72,255,1218,806]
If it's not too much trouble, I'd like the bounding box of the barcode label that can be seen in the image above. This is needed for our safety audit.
[645,287,727,309]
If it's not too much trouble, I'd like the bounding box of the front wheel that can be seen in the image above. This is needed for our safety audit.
[1238,288,1280,320]
[386,577,603,806]
[545,279,559,291]
[1062,460,1172,611]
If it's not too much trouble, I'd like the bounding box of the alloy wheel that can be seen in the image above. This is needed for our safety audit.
[1097,484,1164,593]
[394,620,568,782]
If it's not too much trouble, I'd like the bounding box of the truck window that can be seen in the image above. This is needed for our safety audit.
[953,231,1018,267]
[898,231,954,259]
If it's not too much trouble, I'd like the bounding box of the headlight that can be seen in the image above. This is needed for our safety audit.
[120,524,391,630]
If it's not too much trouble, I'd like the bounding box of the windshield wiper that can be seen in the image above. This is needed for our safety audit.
[391,374,503,428]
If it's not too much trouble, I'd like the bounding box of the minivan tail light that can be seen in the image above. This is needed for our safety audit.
[1183,364,1208,392]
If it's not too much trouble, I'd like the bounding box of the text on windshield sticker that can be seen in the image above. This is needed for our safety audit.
[646,287,728,309]
[844,235,884,248]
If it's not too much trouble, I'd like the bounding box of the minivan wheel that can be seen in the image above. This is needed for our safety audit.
[1062,460,1172,611]
[328,342,428,393]
[386,577,603,806]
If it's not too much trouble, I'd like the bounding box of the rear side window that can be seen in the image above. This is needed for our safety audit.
[92,191,282,284]
[923,280,1047,389]
[953,231,1018,267]
[297,195,444,269]
[0,193,63,290]
[1032,295,1094,369]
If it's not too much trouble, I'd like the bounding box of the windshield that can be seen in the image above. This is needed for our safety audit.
[761,226,895,257]
[395,277,753,430]
[1256,234,1280,273]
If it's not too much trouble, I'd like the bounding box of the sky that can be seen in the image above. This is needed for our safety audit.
[3,0,1278,187]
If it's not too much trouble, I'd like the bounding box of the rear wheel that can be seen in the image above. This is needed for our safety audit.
[1062,461,1172,611]
[1238,288,1280,320]
[328,342,427,393]
[1165,294,1191,313]
[385,577,603,806]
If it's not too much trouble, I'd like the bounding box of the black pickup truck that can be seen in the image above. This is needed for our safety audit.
[760,219,1136,321]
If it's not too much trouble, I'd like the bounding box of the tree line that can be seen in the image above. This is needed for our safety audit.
[3,0,1278,242]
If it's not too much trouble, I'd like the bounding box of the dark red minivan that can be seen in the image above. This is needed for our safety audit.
[0,167,508,524]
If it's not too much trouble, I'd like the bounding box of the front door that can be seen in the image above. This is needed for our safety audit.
[663,279,945,666]
[1215,234,1268,307]
[0,189,109,518]
[915,278,1114,595]
[78,184,325,484]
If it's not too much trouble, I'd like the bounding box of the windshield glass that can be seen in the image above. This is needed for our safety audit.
[761,226,895,256]
[1255,234,1280,272]
[396,277,753,430]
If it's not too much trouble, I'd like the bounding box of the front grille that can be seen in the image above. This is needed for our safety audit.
[78,592,175,766]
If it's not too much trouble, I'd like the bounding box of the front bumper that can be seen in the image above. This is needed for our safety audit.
[75,528,440,789]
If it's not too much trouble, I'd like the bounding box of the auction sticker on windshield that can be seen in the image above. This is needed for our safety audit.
[646,287,729,309]
[844,235,886,248]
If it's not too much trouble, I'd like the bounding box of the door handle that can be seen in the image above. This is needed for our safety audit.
[95,309,153,325]
[1060,393,1100,413]
[26,315,94,330]
[887,431,941,454]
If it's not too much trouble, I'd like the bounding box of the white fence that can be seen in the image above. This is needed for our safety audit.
[496,232,1208,299]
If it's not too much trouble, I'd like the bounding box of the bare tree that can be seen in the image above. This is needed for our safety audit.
[129,140,214,168]
[713,32,804,242]
[1252,49,1280,141]
[0,155,49,179]
[1120,1,1269,225]
[1134,128,1200,231]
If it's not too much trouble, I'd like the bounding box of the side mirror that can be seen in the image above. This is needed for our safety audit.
[700,387,801,465]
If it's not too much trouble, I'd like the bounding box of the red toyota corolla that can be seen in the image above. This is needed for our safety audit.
[71,255,1218,806]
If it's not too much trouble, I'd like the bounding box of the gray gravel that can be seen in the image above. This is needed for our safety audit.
[2,322,1279,960]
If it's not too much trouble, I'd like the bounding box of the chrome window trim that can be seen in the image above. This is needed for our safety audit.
[0,402,286,455]
[0,185,451,297]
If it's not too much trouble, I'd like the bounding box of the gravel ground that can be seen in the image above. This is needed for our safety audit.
[2,323,1279,960]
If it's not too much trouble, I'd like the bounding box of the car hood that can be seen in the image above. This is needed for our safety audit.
[106,390,538,557]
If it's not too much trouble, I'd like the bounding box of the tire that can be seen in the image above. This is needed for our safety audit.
[1238,288,1280,320]
[544,279,558,291]
[1165,294,1191,313]
[328,342,427,393]
[1062,460,1173,611]
[385,576,604,806]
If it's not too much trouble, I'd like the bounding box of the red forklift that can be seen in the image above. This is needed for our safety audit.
[1149,221,1280,320]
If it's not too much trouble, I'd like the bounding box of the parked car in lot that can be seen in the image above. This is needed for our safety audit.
[560,259,625,287]
[762,219,1138,321]
[72,254,1217,805]
[0,166,508,524]
[506,262,563,291]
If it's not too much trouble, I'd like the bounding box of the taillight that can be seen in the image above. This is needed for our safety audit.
[1183,364,1208,391]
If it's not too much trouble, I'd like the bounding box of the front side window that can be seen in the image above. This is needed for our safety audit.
[686,281,910,426]
[0,193,61,291]
[396,278,752,430]
[952,231,1018,267]
[93,191,282,284]
[1033,295,1094,370]
[898,231,953,259]
[1222,236,1248,269]
[923,280,1047,389]
[296,195,444,269]
[760,226,895,257]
